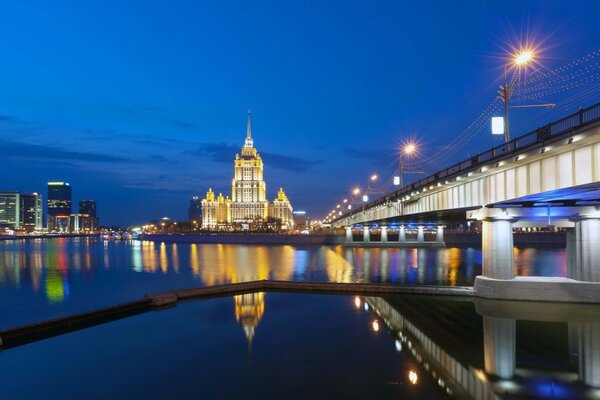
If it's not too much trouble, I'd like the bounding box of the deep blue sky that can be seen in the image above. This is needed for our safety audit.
[1,0,600,225]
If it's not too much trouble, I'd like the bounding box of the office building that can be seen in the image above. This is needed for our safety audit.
[0,191,20,228]
[47,182,72,232]
[20,193,43,231]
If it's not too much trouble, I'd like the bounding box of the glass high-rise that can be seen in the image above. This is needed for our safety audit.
[20,193,43,231]
[0,191,20,228]
[47,182,72,232]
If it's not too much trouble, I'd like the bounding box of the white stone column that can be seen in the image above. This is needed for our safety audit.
[436,226,444,243]
[566,228,577,279]
[381,226,388,243]
[345,227,353,243]
[417,226,424,243]
[399,226,406,242]
[483,316,516,379]
[573,219,600,282]
[363,227,370,243]
[481,218,515,280]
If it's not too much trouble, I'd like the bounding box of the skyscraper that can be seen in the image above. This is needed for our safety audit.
[20,193,43,231]
[188,196,202,223]
[0,191,20,229]
[47,182,72,232]
[201,112,294,230]
[78,200,98,232]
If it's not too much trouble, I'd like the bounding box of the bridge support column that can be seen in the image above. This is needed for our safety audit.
[345,227,353,243]
[399,226,406,242]
[569,219,600,282]
[417,226,424,243]
[483,316,515,379]
[381,227,388,243]
[482,218,515,280]
[577,322,600,387]
[436,226,444,244]
[363,227,370,243]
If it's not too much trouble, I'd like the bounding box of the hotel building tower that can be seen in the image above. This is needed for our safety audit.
[201,112,294,230]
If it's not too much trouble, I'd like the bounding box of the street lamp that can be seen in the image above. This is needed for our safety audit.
[394,142,417,188]
[498,48,554,143]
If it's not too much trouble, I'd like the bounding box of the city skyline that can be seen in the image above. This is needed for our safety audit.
[1,1,600,225]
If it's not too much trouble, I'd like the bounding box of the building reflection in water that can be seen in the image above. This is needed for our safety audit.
[360,295,600,399]
[234,292,265,345]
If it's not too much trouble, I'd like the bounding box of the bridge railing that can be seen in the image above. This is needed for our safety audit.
[334,101,600,223]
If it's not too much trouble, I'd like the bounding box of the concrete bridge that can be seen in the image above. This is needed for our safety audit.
[333,102,600,301]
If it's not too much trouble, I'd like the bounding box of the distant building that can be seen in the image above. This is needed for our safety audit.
[47,182,72,232]
[188,196,202,224]
[0,191,20,228]
[292,210,308,231]
[79,200,98,231]
[20,193,43,231]
[201,112,294,230]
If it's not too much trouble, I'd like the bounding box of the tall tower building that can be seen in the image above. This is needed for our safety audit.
[20,193,43,231]
[230,111,270,223]
[201,112,294,230]
[47,182,72,232]
[0,191,20,229]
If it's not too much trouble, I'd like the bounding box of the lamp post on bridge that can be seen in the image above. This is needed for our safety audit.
[496,48,555,143]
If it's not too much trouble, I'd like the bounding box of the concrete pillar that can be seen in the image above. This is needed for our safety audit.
[566,228,577,279]
[481,218,515,280]
[417,226,424,242]
[483,316,516,379]
[399,226,406,242]
[345,227,353,243]
[363,227,370,243]
[576,322,600,387]
[573,219,600,282]
[436,226,444,243]
[381,226,388,243]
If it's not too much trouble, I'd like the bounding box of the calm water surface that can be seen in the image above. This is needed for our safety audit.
[0,238,566,329]
[1,292,597,399]
[0,239,594,399]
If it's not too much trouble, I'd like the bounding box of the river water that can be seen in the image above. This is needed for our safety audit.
[1,238,591,400]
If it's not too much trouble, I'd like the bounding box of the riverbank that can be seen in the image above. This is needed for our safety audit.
[0,233,100,241]
[140,231,566,247]
[140,233,345,245]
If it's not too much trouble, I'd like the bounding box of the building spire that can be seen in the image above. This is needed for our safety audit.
[246,109,252,139]
[244,109,254,148]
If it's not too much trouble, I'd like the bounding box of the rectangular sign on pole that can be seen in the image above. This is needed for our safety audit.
[492,117,505,135]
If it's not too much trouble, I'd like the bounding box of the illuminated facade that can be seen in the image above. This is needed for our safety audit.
[0,191,20,228]
[201,112,294,230]
[21,193,43,231]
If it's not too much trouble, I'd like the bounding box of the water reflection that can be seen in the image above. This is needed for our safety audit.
[0,239,567,309]
[359,295,600,399]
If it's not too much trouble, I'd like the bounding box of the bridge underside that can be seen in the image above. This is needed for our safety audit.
[356,207,480,226]
[490,181,600,207]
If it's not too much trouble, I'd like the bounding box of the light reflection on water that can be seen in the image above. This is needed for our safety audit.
[0,238,566,329]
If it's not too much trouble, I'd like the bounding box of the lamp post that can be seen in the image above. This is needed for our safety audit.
[397,143,417,189]
[498,49,554,143]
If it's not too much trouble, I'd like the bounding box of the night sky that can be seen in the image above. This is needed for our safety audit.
[1,0,600,226]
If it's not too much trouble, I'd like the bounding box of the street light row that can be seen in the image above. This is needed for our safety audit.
[323,142,418,224]
[325,46,550,224]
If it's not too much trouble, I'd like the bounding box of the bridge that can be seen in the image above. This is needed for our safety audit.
[332,102,600,302]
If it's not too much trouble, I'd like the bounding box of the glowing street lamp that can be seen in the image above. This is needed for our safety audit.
[395,142,418,188]
[497,48,553,143]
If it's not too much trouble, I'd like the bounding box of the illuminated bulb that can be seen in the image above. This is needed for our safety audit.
[409,370,418,385]
[354,296,361,309]
[372,320,380,332]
